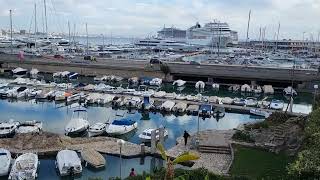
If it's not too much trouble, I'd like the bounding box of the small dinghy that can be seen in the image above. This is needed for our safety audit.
[0,148,11,176]
[8,153,38,180]
[250,108,272,118]
[0,121,19,137]
[106,119,137,135]
[56,150,82,176]
[65,108,90,136]
[88,123,107,137]
[270,100,284,110]
[15,120,42,134]
[138,128,168,142]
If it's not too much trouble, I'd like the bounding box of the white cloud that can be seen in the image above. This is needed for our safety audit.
[0,0,319,39]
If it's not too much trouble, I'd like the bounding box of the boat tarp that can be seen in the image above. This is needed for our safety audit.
[144,97,150,105]
[112,119,135,126]
[199,104,212,111]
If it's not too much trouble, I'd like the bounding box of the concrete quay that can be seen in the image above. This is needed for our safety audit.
[0,132,150,158]
[0,54,319,87]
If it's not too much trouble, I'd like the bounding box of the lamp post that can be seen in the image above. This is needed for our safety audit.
[314,84,318,106]
[117,139,125,179]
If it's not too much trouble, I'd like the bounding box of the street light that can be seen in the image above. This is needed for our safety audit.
[314,84,318,106]
[117,139,125,179]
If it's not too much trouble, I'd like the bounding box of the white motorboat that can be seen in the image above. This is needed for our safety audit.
[98,94,115,104]
[138,128,168,142]
[228,85,240,92]
[245,97,258,107]
[106,119,138,135]
[195,81,205,89]
[0,148,11,176]
[164,92,176,99]
[54,91,66,101]
[8,153,38,180]
[137,97,154,110]
[172,79,186,87]
[153,91,166,98]
[186,104,199,115]
[161,100,175,112]
[15,120,42,134]
[241,84,251,92]
[252,85,262,94]
[150,78,162,86]
[175,94,187,100]
[283,86,297,96]
[65,108,90,135]
[6,87,20,98]
[208,96,219,103]
[12,67,28,77]
[250,109,272,118]
[233,98,246,106]
[270,100,284,110]
[88,123,107,137]
[194,94,203,102]
[123,88,136,95]
[112,96,125,107]
[186,95,196,101]
[85,93,102,104]
[56,150,82,176]
[212,83,220,90]
[172,102,188,113]
[67,92,85,103]
[0,121,19,137]
[221,97,233,105]
[263,85,274,94]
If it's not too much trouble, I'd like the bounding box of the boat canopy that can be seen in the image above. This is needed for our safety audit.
[112,119,135,126]
[199,104,212,111]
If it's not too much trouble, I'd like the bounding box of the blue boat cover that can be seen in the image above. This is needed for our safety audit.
[199,104,212,111]
[0,153,7,156]
[112,119,135,125]
[144,97,150,104]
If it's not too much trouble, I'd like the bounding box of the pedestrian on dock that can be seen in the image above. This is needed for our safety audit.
[129,168,136,177]
[183,130,190,146]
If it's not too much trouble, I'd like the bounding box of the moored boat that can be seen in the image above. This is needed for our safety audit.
[106,119,137,135]
[56,150,82,176]
[65,108,90,135]
[0,148,11,176]
[138,128,168,142]
[8,153,39,180]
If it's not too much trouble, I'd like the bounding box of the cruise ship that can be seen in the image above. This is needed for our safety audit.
[186,21,238,47]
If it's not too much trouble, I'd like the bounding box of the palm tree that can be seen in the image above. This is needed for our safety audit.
[157,143,200,180]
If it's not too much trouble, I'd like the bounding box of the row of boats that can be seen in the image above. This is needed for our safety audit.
[0,120,42,138]
[10,67,298,96]
[0,148,90,179]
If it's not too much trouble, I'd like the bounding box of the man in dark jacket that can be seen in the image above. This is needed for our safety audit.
[183,130,190,146]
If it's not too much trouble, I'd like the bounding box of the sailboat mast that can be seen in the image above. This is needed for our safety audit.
[86,23,89,55]
[245,10,251,51]
[9,10,13,54]
[34,3,37,49]
[68,21,71,52]
[276,22,280,50]
[43,0,48,37]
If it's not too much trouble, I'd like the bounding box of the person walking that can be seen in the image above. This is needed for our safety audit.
[129,168,136,177]
[183,130,190,146]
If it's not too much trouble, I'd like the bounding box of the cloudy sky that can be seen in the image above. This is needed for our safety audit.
[0,0,320,40]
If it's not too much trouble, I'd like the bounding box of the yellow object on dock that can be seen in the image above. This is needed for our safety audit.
[81,148,106,168]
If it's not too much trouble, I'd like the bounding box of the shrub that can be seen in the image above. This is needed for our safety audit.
[232,130,255,143]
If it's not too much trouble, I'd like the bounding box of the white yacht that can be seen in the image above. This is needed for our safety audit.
[88,123,107,137]
[65,108,90,135]
[138,128,169,142]
[9,153,39,180]
[106,119,137,135]
[0,148,11,176]
[0,121,19,137]
[56,150,82,176]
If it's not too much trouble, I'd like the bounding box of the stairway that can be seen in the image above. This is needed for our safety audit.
[198,145,231,154]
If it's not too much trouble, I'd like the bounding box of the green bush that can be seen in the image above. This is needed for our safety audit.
[232,130,255,143]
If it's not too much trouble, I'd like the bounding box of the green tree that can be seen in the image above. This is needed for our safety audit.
[157,143,200,180]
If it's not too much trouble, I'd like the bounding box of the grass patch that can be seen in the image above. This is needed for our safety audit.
[230,145,293,179]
